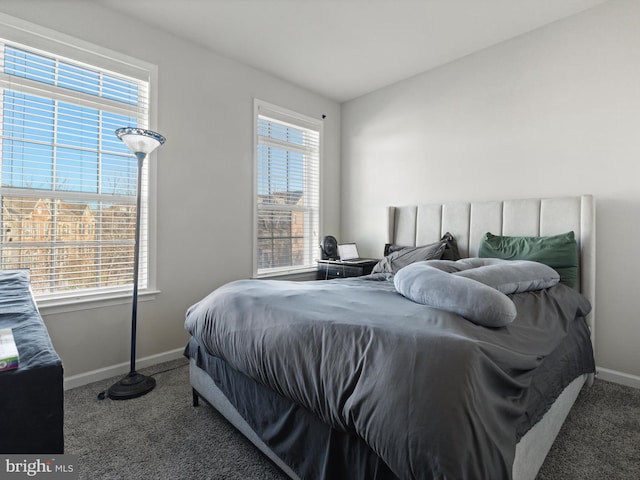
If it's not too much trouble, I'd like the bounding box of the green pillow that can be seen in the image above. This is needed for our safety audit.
[478,231,579,287]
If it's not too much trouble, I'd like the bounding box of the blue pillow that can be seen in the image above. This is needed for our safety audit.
[393,258,560,327]
[394,262,517,327]
[451,258,559,294]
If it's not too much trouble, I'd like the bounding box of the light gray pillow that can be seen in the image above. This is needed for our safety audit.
[394,262,517,327]
[452,258,559,294]
[371,240,446,274]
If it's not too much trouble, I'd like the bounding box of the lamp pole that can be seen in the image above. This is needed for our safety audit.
[129,151,146,374]
[106,128,165,400]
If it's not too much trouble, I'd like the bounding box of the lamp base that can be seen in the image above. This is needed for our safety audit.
[107,371,156,400]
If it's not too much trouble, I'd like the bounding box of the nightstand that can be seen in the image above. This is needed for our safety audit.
[316,259,379,280]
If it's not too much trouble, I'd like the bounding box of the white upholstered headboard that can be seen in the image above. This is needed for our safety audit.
[387,195,596,346]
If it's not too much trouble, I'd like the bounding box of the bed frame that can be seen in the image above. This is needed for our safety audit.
[190,194,596,480]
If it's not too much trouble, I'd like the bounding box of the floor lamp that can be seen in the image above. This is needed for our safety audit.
[107,127,166,400]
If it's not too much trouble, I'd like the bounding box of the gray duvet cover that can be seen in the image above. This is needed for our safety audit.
[185,274,591,480]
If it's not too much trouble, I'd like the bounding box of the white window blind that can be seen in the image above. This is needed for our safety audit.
[0,39,152,299]
[255,101,321,275]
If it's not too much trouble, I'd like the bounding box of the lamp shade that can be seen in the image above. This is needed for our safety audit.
[115,127,166,155]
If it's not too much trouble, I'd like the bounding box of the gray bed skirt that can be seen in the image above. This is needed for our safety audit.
[190,356,590,480]
[187,330,594,480]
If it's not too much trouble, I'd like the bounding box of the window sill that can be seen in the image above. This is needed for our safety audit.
[37,289,160,316]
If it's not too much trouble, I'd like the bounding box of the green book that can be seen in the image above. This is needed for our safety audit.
[0,328,19,372]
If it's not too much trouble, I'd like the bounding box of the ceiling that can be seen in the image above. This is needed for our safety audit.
[97,0,610,103]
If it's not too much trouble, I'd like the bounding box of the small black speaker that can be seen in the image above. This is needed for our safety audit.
[320,235,338,260]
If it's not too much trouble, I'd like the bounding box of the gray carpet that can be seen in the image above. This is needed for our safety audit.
[65,359,639,479]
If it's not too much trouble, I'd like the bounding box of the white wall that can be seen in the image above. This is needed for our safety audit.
[341,0,640,382]
[0,1,341,382]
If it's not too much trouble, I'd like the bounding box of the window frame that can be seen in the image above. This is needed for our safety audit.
[0,13,160,312]
[253,99,323,278]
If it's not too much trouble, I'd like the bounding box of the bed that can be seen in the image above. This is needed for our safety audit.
[184,194,596,480]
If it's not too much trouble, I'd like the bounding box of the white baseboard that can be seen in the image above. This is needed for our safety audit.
[63,348,185,391]
[596,366,640,389]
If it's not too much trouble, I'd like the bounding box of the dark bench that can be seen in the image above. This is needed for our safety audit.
[0,270,64,454]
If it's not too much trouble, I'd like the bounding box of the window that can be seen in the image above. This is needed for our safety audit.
[0,25,155,302]
[254,100,321,276]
